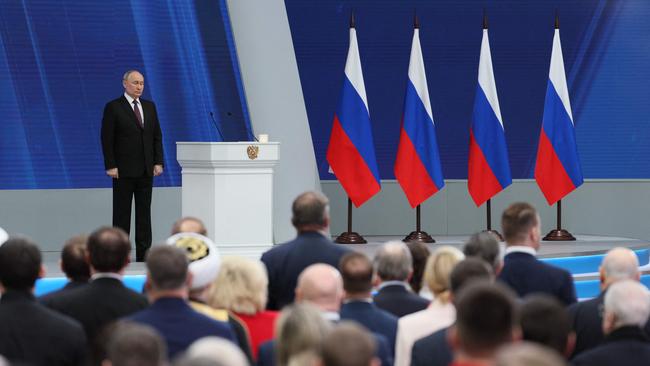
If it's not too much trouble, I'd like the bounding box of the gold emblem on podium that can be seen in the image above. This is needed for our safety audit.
[247,145,259,160]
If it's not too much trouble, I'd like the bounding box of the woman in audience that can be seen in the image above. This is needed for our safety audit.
[274,303,332,366]
[207,256,279,360]
[406,241,431,297]
[394,246,465,366]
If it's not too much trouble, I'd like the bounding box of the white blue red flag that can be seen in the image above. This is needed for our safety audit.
[468,27,512,206]
[326,25,381,207]
[535,27,583,205]
[394,26,444,208]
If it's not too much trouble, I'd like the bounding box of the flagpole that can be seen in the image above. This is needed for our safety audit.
[404,205,435,243]
[543,199,576,241]
[334,197,367,244]
[483,198,504,241]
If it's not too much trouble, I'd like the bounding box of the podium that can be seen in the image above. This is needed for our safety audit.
[176,142,280,258]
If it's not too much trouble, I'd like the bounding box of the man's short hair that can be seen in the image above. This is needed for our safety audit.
[374,241,412,281]
[495,342,566,366]
[104,321,166,366]
[61,235,90,282]
[321,322,376,366]
[291,191,329,228]
[501,202,539,244]
[454,282,517,355]
[0,236,41,290]
[122,70,142,81]
[171,217,207,236]
[449,258,494,295]
[605,280,650,329]
[177,337,249,366]
[463,232,501,271]
[87,227,131,272]
[340,252,373,294]
[146,245,189,291]
[601,247,639,282]
[520,294,571,354]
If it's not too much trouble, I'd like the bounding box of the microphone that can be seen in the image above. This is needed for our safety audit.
[209,112,226,141]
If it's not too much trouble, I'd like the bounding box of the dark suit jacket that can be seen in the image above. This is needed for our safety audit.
[410,327,452,366]
[101,95,164,177]
[341,300,399,354]
[261,231,350,310]
[41,277,148,342]
[571,326,650,366]
[0,290,86,366]
[128,297,237,359]
[498,252,577,305]
[373,283,430,318]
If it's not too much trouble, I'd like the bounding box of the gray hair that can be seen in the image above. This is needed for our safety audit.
[604,280,650,328]
[374,241,412,281]
[176,337,249,366]
[601,247,639,282]
[276,303,331,366]
[123,70,142,81]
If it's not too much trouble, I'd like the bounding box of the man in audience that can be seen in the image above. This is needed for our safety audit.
[321,323,381,366]
[43,227,148,351]
[447,282,519,366]
[128,245,236,358]
[410,258,494,366]
[569,247,647,357]
[175,337,249,366]
[463,231,503,274]
[261,191,350,310]
[101,321,167,366]
[170,216,207,236]
[339,251,398,354]
[40,234,90,301]
[0,236,86,365]
[572,280,650,365]
[495,342,566,366]
[498,202,576,305]
[373,241,429,317]
[520,294,575,357]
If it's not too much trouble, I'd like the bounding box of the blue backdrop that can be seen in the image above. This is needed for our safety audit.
[285,0,650,180]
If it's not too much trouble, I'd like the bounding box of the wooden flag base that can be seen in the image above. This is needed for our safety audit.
[543,229,576,241]
[483,229,504,241]
[404,230,435,243]
[334,231,367,244]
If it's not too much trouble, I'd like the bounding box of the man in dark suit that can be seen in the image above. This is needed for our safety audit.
[572,280,650,366]
[261,191,350,310]
[0,236,86,365]
[569,247,649,358]
[373,241,430,317]
[498,202,576,305]
[39,234,90,301]
[339,251,398,355]
[101,70,164,262]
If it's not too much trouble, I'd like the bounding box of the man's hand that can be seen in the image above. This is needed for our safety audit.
[106,168,119,179]
[153,164,163,177]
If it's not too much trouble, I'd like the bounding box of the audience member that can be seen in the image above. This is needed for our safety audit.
[40,234,90,301]
[395,246,464,366]
[261,191,350,310]
[207,256,278,360]
[321,322,380,366]
[462,232,502,274]
[171,216,208,236]
[411,258,495,366]
[174,337,249,366]
[405,241,430,295]
[498,202,576,305]
[373,241,430,317]
[338,252,398,355]
[495,342,566,366]
[0,236,86,365]
[101,321,167,366]
[568,247,648,357]
[572,280,650,366]
[128,245,236,359]
[520,294,574,357]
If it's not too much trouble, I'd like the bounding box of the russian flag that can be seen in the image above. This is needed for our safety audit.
[394,25,444,208]
[535,26,583,205]
[467,27,512,207]
[326,24,381,207]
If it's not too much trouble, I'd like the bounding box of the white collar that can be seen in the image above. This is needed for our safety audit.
[343,298,373,304]
[124,92,140,105]
[377,280,409,291]
[322,311,340,322]
[91,272,123,281]
[505,245,537,256]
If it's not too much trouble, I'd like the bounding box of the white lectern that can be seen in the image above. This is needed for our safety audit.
[176,142,280,258]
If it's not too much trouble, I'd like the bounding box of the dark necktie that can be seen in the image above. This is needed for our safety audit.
[133,100,144,129]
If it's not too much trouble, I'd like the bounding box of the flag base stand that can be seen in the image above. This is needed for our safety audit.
[334,197,367,244]
[542,229,576,241]
[403,231,435,243]
[482,199,504,241]
[483,229,504,242]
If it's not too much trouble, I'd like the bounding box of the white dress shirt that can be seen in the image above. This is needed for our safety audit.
[124,92,144,126]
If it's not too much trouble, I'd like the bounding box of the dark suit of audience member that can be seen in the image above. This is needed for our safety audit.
[374,283,430,318]
[0,237,86,366]
[410,327,452,366]
[39,234,90,302]
[341,301,398,354]
[261,191,349,310]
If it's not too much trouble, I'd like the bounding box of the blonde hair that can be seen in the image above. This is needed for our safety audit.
[276,303,331,366]
[424,246,465,303]
[206,256,268,314]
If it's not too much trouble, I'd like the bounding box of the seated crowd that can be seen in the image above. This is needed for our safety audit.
[1,192,650,366]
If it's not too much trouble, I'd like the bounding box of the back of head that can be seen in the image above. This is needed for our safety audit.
[171,216,208,236]
[501,202,539,245]
[340,252,373,295]
[206,256,268,314]
[520,294,571,354]
[374,241,412,282]
[454,282,517,356]
[146,245,189,291]
[406,241,431,294]
[166,233,220,291]
[0,236,41,291]
[292,191,329,230]
[423,246,464,301]
[449,258,494,296]
[296,263,343,311]
[61,234,90,282]
[175,337,248,366]
[463,232,501,272]
[495,342,566,366]
[601,247,640,285]
[276,303,332,366]
[604,279,650,330]
[87,227,131,273]
[105,321,167,366]
[321,322,377,366]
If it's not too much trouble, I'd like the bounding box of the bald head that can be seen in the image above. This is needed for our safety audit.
[600,247,640,288]
[295,264,343,312]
